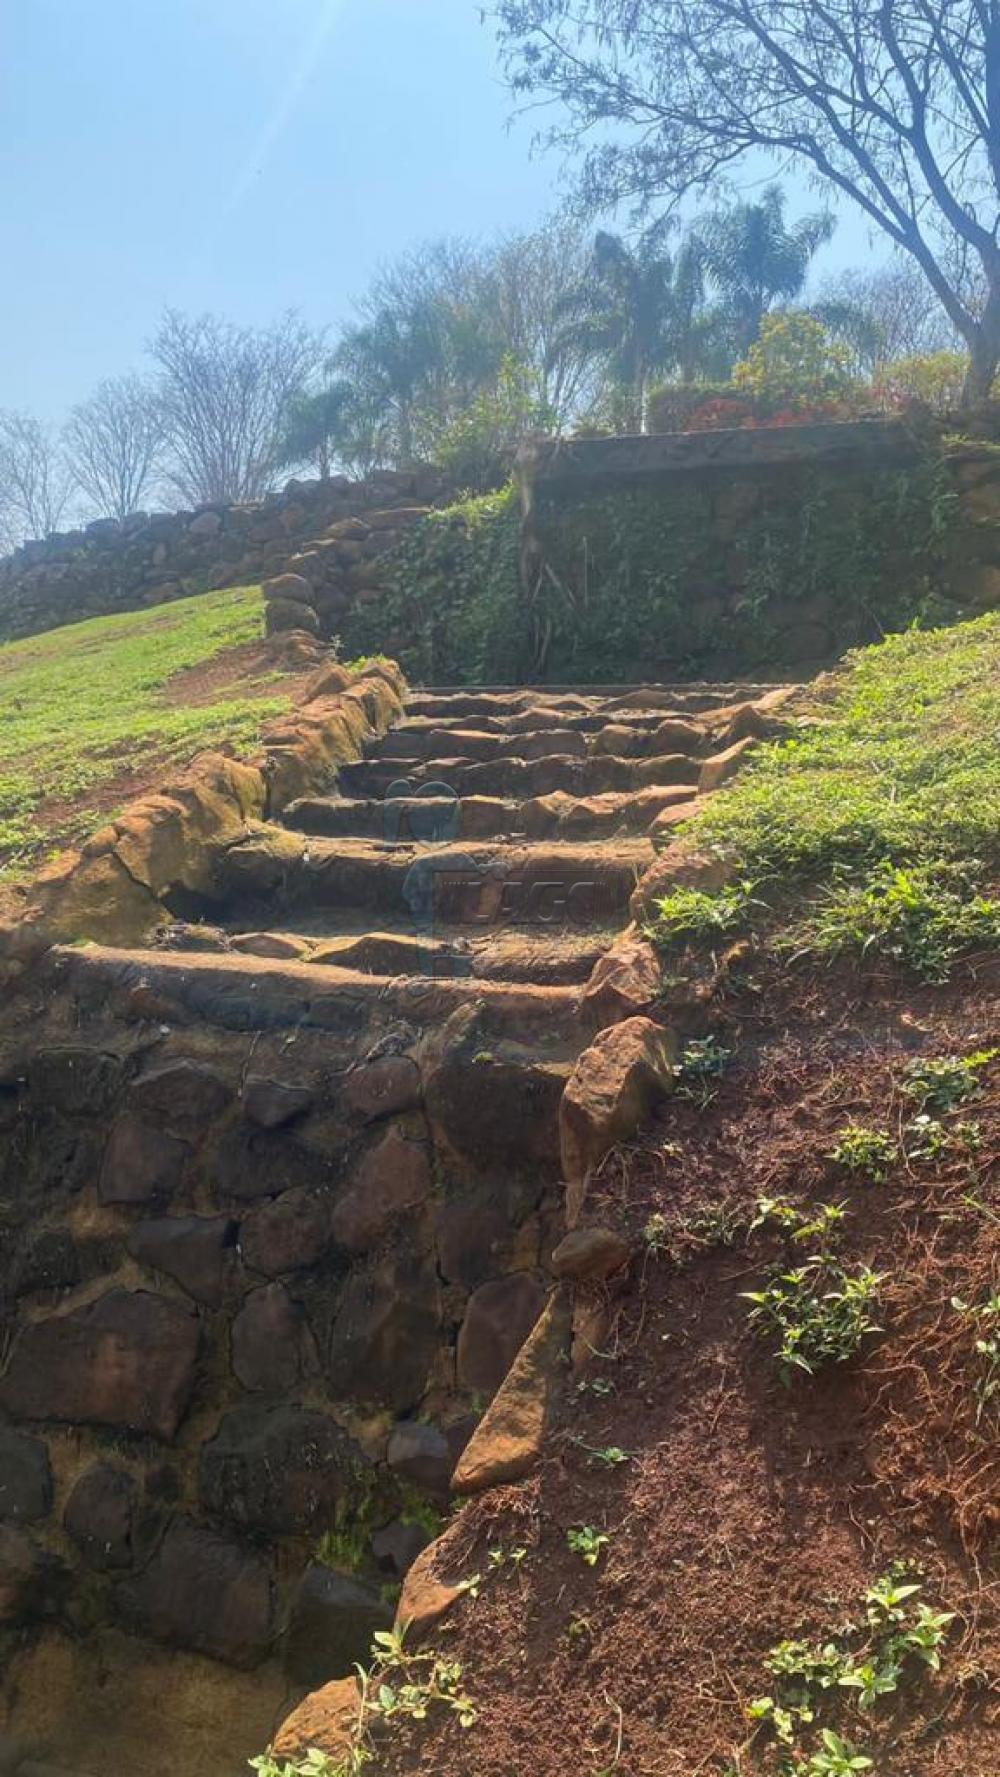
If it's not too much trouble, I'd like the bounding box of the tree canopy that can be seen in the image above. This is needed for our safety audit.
[494,0,1000,398]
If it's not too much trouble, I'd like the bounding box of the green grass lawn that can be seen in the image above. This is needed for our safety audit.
[0,585,293,881]
[651,613,1000,979]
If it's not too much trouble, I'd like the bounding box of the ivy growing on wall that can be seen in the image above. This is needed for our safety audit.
[342,450,958,686]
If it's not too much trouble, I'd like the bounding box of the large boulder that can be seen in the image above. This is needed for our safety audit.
[386,1422,452,1497]
[580,936,663,1027]
[63,1463,139,1572]
[273,1677,361,1766]
[0,1288,200,1441]
[342,1056,422,1122]
[240,1188,330,1276]
[115,1516,274,1668]
[325,1253,440,1413]
[130,1058,232,1132]
[210,1124,333,1204]
[422,1006,565,1169]
[0,1527,68,1627]
[241,1076,314,1130]
[200,1403,367,1537]
[454,1289,571,1494]
[27,1047,126,1117]
[551,1226,631,1283]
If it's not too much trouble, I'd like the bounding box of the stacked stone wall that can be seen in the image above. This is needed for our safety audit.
[0,466,453,645]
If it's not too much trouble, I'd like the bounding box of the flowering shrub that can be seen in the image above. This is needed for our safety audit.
[685,395,754,430]
[733,313,855,412]
[874,352,968,414]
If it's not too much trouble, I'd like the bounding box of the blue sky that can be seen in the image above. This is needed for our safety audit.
[0,0,878,424]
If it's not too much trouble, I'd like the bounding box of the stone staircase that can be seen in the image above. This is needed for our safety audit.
[0,674,792,1777]
[143,678,778,998]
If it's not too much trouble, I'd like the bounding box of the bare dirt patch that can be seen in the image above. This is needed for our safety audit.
[372,955,1000,1777]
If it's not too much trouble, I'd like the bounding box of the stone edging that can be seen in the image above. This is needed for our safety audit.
[1,655,406,964]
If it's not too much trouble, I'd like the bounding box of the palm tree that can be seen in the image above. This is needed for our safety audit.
[276,380,361,479]
[696,186,836,352]
[557,231,724,430]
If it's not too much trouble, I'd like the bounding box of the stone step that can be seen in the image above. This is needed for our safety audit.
[281,782,699,845]
[406,681,783,717]
[337,751,701,800]
[282,794,522,842]
[220,833,652,925]
[51,945,585,1044]
[158,920,615,986]
[376,725,590,763]
[403,690,597,720]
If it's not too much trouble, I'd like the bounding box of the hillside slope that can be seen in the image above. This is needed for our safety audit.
[0,586,313,903]
[273,616,1000,1777]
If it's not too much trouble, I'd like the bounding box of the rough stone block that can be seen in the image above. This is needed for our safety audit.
[115,1516,274,1669]
[456,1274,546,1396]
[99,1113,189,1206]
[0,1288,200,1441]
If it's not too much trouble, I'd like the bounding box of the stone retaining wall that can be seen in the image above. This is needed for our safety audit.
[0,466,452,644]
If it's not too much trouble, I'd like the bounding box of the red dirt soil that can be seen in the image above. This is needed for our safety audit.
[374,954,1000,1777]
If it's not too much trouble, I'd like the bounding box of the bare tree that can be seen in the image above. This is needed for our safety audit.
[495,1,1000,401]
[814,258,961,376]
[63,376,164,521]
[151,310,325,506]
[0,411,74,550]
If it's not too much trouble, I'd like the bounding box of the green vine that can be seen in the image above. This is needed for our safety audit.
[342,452,957,686]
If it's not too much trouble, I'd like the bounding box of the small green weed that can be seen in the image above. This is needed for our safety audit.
[647,880,759,945]
[250,1614,480,1774]
[567,1526,611,1567]
[673,1035,733,1107]
[902,1049,997,1112]
[578,1442,633,1468]
[575,1375,617,1399]
[799,1730,874,1774]
[829,1125,899,1182]
[752,1198,849,1245]
[643,1211,671,1254]
[250,1751,361,1777]
[487,1544,528,1571]
[952,1291,1000,1422]
[743,1258,883,1379]
[748,1569,953,1772]
[905,1114,982,1163]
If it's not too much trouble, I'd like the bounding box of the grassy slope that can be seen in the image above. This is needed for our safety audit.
[697,613,1000,876]
[306,615,1000,1777]
[655,614,1000,981]
[0,585,293,882]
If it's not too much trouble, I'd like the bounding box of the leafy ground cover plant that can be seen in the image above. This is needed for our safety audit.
[566,1526,611,1566]
[793,861,1000,981]
[744,1258,884,1380]
[250,1623,478,1777]
[951,1291,1000,1423]
[902,1049,998,1113]
[828,1125,899,1182]
[647,880,759,944]
[748,1569,953,1772]
[672,1034,733,1107]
